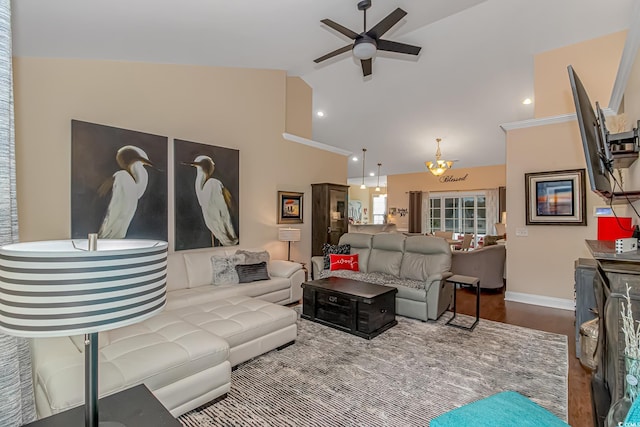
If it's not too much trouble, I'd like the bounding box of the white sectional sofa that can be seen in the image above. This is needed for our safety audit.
[31,248,305,419]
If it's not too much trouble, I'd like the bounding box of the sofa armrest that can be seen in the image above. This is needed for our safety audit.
[425,271,453,284]
[268,260,302,278]
[311,256,325,280]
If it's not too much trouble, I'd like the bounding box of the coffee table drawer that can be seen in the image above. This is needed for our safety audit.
[315,291,351,328]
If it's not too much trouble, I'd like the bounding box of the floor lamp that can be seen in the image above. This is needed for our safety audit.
[0,235,168,427]
[278,228,301,261]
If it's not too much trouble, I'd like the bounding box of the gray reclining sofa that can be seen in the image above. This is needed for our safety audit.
[311,233,453,321]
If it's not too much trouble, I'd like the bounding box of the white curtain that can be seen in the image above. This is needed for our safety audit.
[421,192,430,233]
[485,188,500,235]
[0,0,37,424]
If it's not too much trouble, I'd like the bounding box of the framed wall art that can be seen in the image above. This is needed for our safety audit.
[174,139,240,250]
[278,191,303,224]
[71,120,168,240]
[525,168,586,226]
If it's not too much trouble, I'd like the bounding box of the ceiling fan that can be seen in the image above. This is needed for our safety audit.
[314,0,422,77]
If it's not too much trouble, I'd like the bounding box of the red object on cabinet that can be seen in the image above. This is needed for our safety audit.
[597,216,634,240]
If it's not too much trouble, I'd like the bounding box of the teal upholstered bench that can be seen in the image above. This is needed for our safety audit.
[431,391,568,427]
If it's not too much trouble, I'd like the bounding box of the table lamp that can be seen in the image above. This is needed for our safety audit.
[0,235,168,427]
[278,228,301,261]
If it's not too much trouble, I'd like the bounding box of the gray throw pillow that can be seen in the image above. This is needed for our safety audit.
[211,254,245,285]
[235,262,270,283]
[235,250,270,265]
[322,243,351,270]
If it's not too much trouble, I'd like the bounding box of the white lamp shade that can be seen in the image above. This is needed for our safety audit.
[0,239,168,337]
[278,228,301,242]
[353,40,377,60]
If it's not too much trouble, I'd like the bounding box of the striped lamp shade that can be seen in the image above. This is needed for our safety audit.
[0,239,168,337]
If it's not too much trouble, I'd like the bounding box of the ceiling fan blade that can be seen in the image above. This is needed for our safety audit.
[366,8,406,39]
[377,39,421,55]
[361,58,372,76]
[314,45,353,63]
[321,19,359,40]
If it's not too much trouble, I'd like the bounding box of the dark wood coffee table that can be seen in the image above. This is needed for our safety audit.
[301,276,397,339]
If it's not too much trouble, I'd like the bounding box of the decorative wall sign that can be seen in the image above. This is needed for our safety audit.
[278,191,303,224]
[525,169,586,226]
[439,173,469,183]
[71,120,168,240]
[174,139,240,250]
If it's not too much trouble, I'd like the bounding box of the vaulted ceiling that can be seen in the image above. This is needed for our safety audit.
[11,0,638,182]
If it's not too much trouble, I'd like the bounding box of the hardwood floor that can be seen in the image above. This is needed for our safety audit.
[453,286,592,427]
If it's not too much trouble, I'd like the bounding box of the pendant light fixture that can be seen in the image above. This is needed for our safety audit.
[360,148,367,189]
[375,163,382,192]
[426,138,453,176]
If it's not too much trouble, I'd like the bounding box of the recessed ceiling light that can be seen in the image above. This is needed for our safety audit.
[352,156,358,162]
[369,172,375,177]
[522,98,532,105]
[317,111,325,117]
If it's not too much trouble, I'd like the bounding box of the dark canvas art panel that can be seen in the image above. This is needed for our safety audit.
[174,139,240,251]
[71,120,168,241]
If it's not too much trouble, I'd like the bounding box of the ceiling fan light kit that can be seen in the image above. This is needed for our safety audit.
[314,0,422,77]
[426,138,453,177]
[353,37,377,60]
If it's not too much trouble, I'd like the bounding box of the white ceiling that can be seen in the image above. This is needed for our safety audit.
[11,0,638,180]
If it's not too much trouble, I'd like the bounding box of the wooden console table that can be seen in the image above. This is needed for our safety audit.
[585,239,640,427]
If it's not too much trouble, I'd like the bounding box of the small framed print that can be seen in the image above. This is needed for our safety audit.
[278,191,303,224]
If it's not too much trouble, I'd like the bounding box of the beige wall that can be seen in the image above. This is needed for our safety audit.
[622,48,640,192]
[387,165,506,230]
[505,121,600,300]
[285,76,312,138]
[13,58,347,265]
[506,31,630,302]
[534,31,626,118]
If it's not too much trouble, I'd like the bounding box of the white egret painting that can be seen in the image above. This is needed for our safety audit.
[71,120,168,241]
[174,139,239,250]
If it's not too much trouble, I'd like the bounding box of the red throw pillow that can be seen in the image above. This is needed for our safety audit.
[329,254,359,271]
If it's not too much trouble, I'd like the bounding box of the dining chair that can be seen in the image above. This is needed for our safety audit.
[454,233,473,251]
[434,231,453,240]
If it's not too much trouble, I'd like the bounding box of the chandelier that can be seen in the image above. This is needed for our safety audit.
[425,138,453,176]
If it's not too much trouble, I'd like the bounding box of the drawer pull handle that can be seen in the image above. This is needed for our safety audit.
[328,296,338,303]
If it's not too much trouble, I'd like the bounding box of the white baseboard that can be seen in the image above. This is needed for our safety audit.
[504,291,575,311]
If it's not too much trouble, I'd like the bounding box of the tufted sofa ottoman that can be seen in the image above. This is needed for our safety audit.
[171,295,297,366]
[32,311,231,418]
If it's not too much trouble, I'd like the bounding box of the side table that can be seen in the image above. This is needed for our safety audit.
[445,274,480,331]
[23,384,181,427]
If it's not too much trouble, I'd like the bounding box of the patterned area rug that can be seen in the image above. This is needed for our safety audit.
[179,311,567,426]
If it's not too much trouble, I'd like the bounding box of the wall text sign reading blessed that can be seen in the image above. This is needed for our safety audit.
[439,173,469,183]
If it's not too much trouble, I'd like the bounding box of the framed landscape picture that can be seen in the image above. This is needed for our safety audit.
[525,169,586,226]
[278,191,303,224]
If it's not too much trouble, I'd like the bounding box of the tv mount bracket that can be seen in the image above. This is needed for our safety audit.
[597,102,640,170]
